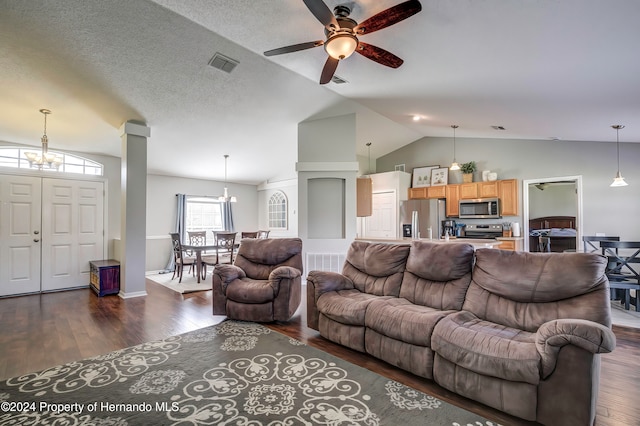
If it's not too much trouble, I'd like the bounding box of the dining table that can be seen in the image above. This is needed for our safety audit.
[181,244,217,283]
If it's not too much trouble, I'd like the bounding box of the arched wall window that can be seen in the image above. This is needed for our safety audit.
[268,190,288,230]
[0,147,103,175]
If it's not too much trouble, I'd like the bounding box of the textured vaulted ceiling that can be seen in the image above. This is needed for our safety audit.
[1,0,639,184]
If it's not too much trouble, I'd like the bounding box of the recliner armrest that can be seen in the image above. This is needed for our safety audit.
[214,264,246,292]
[269,265,302,281]
[535,319,616,378]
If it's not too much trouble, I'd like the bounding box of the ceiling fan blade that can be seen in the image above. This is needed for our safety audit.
[302,0,339,30]
[320,56,339,84]
[356,42,404,68]
[264,40,324,56]
[354,0,422,35]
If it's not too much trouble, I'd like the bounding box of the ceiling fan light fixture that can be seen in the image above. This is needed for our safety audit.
[324,33,358,60]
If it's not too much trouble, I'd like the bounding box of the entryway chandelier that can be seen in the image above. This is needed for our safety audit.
[24,109,63,169]
[218,154,237,202]
[610,125,628,187]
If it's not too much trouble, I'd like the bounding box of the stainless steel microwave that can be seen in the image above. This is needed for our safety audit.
[458,198,501,219]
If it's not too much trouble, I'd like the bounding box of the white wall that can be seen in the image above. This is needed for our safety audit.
[377,137,639,239]
[257,178,298,238]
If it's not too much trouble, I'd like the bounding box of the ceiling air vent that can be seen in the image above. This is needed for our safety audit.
[491,125,506,131]
[208,53,239,74]
[331,75,348,84]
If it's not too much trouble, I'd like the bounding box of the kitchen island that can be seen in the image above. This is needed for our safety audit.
[355,237,503,249]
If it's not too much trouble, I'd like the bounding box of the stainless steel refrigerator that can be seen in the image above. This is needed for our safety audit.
[399,199,446,239]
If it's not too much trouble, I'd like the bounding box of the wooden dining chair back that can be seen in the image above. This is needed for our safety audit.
[583,235,620,253]
[538,236,551,252]
[257,230,270,239]
[215,232,237,265]
[241,231,259,239]
[169,232,196,282]
[600,240,640,311]
[187,231,207,255]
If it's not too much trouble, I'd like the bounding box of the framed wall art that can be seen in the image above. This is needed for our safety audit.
[430,167,449,186]
[412,165,439,188]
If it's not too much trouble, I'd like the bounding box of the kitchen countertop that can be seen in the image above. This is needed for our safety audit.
[355,237,503,249]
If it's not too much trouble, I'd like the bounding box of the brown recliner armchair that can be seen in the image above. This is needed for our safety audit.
[212,238,303,322]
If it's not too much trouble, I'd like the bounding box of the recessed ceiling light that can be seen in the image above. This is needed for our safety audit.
[412,115,421,121]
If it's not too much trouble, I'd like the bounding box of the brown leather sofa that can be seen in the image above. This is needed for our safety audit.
[306,240,616,426]
[213,237,303,322]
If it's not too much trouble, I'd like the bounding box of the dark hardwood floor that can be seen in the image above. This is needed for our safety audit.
[1,281,638,425]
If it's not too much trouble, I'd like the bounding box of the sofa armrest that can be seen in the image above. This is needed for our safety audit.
[305,271,354,331]
[535,319,616,378]
[306,271,354,299]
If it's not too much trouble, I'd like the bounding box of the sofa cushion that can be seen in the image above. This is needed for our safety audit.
[317,290,391,326]
[400,241,474,310]
[464,249,611,330]
[365,298,454,347]
[342,241,410,297]
[432,310,541,385]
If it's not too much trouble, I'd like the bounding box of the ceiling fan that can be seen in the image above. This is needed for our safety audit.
[264,0,422,84]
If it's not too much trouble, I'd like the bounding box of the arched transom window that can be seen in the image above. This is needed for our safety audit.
[268,191,288,230]
[0,147,103,175]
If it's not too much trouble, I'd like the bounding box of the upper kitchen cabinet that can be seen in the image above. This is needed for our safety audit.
[478,181,500,198]
[498,179,519,216]
[408,185,446,199]
[446,184,460,217]
[356,177,372,217]
[459,183,478,199]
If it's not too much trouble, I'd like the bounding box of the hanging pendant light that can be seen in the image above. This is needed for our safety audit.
[218,154,237,202]
[450,124,460,171]
[610,125,628,187]
[24,109,63,169]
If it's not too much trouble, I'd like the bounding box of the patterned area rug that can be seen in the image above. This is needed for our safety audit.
[146,271,212,293]
[0,321,502,425]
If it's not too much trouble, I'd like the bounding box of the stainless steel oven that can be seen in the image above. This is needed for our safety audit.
[458,198,501,219]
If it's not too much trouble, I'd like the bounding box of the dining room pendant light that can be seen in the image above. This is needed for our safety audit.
[24,108,63,169]
[610,125,629,187]
[450,125,460,171]
[218,154,237,202]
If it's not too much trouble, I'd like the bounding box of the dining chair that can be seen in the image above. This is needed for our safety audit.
[582,235,620,253]
[257,230,270,239]
[169,233,196,283]
[201,232,237,277]
[538,236,551,252]
[187,230,208,255]
[599,240,640,311]
[241,231,259,239]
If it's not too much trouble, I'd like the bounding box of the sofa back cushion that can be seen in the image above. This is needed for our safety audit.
[463,249,611,331]
[342,241,410,297]
[399,241,475,309]
[234,238,303,280]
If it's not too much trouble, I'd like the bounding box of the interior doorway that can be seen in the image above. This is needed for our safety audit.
[522,176,583,252]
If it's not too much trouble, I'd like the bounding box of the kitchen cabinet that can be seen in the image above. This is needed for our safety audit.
[356,177,372,217]
[498,179,519,216]
[408,187,427,199]
[478,181,500,198]
[408,185,446,199]
[459,183,478,199]
[445,185,460,217]
[427,185,446,199]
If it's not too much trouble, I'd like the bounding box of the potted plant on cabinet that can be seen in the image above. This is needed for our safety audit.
[460,161,476,183]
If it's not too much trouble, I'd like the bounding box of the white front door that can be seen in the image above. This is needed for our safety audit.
[0,175,42,296]
[364,191,397,239]
[41,179,104,291]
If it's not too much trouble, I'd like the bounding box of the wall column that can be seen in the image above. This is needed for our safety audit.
[119,121,149,298]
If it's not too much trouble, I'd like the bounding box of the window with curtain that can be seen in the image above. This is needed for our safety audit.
[185,196,225,244]
[268,191,287,230]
